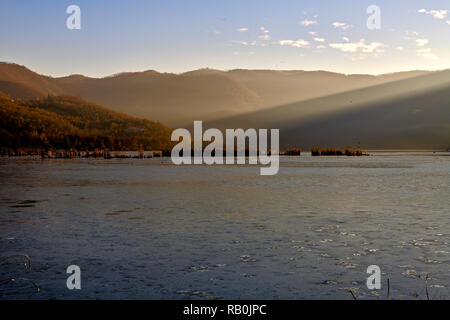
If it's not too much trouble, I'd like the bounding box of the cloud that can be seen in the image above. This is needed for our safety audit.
[329,42,359,53]
[279,39,310,48]
[415,38,429,46]
[234,40,257,46]
[417,52,438,60]
[316,45,326,49]
[329,39,386,53]
[447,20,450,25]
[308,31,317,36]
[415,45,438,60]
[403,30,419,40]
[417,48,432,53]
[299,20,317,26]
[342,37,350,42]
[332,22,352,30]
[253,27,271,41]
[418,9,448,19]
[395,46,404,51]
[236,28,248,32]
[314,37,325,42]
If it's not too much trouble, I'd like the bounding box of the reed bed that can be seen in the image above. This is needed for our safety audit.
[311,147,368,156]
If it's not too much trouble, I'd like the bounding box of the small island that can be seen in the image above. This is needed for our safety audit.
[311,147,369,156]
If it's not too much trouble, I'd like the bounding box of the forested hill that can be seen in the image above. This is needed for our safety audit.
[0,93,174,153]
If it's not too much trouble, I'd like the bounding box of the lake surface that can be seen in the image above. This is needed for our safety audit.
[1,153,449,299]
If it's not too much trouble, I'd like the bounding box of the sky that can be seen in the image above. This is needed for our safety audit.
[1,0,449,77]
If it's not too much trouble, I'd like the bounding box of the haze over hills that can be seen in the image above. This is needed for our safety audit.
[205,70,450,150]
[1,61,449,150]
[0,62,432,127]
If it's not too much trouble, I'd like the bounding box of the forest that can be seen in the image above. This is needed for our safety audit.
[0,93,174,154]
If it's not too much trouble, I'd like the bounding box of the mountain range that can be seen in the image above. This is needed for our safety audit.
[205,69,450,149]
[1,61,449,150]
[0,62,433,126]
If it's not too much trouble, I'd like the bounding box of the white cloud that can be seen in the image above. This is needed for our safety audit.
[415,44,438,60]
[299,20,317,26]
[259,34,271,40]
[256,27,271,41]
[417,52,438,60]
[332,22,352,30]
[279,40,293,45]
[235,40,257,46]
[236,28,248,32]
[329,39,386,53]
[279,39,310,48]
[415,38,429,46]
[308,31,317,36]
[447,20,450,25]
[316,45,326,49]
[396,46,404,51]
[342,37,350,42]
[361,43,386,53]
[314,37,325,42]
[417,48,432,53]
[418,9,448,19]
[403,30,420,40]
[329,42,359,53]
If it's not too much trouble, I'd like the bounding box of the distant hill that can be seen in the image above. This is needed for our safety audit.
[0,80,47,100]
[224,69,431,115]
[205,70,450,150]
[0,62,433,126]
[0,93,173,152]
[54,69,260,127]
[0,63,64,96]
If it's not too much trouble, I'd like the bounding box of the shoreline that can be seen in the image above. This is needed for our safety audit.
[1,150,449,160]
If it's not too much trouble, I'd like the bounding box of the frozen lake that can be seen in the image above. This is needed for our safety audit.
[0,153,449,299]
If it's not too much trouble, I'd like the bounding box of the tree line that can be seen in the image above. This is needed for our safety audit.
[0,93,174,154]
